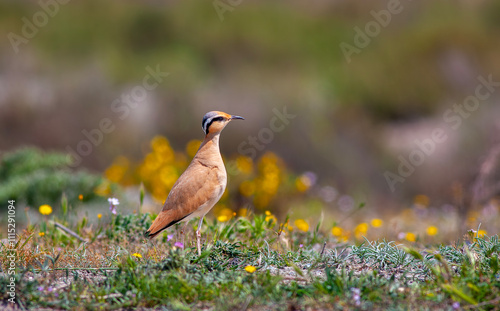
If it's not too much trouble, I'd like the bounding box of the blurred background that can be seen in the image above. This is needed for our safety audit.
[1,0,500,241]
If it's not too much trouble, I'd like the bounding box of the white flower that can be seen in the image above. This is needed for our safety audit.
[108,197,119,215]
[108,198,120,206]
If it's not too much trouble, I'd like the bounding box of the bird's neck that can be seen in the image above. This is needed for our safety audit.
[200,132,220,149]
[195,132,223,166]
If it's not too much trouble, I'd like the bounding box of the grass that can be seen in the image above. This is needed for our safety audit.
[1,202,499,310]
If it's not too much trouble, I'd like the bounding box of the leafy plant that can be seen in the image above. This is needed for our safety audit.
[0,147,103,207]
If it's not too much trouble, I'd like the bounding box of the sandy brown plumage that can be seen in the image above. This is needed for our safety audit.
[145,139,226,238]
[145,111,244,254]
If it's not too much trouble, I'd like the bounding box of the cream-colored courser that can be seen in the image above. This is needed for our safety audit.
[145,111,244,255]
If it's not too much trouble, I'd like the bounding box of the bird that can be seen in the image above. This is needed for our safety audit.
[145,111,244,255]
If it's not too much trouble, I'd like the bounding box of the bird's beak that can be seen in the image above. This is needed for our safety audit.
[230,115,245,120]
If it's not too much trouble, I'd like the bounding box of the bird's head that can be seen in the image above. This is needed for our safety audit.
[202,111,244,135]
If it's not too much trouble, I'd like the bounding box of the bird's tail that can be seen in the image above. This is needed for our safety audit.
[144,229,161,239]
[144,212,190,239]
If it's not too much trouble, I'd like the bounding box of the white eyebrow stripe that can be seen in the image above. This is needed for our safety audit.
[203,116,216,134]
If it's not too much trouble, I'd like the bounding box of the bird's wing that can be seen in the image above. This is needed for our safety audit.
[145,161,223,238]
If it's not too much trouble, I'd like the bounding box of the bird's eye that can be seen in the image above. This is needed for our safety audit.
[213,117,224,122]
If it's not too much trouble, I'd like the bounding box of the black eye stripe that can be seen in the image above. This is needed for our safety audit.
[203,116,225,134]
[206,117,223,130]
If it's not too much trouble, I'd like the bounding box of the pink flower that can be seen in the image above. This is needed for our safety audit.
[167,235,173,241]
[174,242,184,248]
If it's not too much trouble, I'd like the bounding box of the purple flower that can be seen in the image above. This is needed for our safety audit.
[47,287,53,292]
[167,235,173,241]
[452,302,460,310]
[37,286,44,291]
[174,242,184,249]
[299,244,304,248]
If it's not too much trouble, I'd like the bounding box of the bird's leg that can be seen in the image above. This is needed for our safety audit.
[196,217,204,256]
[196,230,202,256]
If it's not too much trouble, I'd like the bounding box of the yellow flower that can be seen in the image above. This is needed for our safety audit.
[236,156,253,174]
[78,194,83,200]
[405,232,416,242]
[238,208,248,217]
[265,213,277,224]
[426,226,438,236]
[244,265,256,273]
[294,219,309,232]
[143,153,161,171]
[295,177,309,192]
[477,229,487,237]
[339,234,349,242]
[39,204,53,215]
[149,136,174,164]
[132,253,142,258]
[371,218,383,228]
[152,183,168,201]
[216,207,233,222]
[280,220,293,232]
[97,214,102,219]
[331,226,343,237]
[354,223,369,238]
[217,215,228,222]
[151,136,171,153]
[39,232,45,237]
[186,139,201,158]
[239,180,256,197]
[295,174,314,192]
[104,156,130,183]
[257,153,282,196]
[263,210,277,223]
[159,166,178,189]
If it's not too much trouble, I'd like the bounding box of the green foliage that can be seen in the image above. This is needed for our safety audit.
[320,268,404,305]
[98,249,288,310]
[351,239,420,269]
[106,212,152,242]
[406,235,500,308]
[0,147,103,207]
[4,208,500,310]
